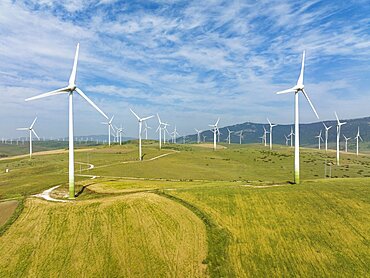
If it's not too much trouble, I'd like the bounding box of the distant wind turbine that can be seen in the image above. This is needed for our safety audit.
[322,122,332,152]
[102,115,115,146]
[335,112,346,165]
[343,135,351,153]
[226,128,233,144]
[355,127,363,156]
[276,51,319,184]
[288,126,294,147]
[209,118,220,150]
[262,126,269,147]
[315,130,324,150]
[195,129,202,144]
[16,117,40,158]
[237,130,244,144]
[171,126,179,143]
[130,108,154,160]
[143,121,151,140]
[267,118,277,150]
[25,43,108,199]
[284,135,289,146]
[156,114,164,149]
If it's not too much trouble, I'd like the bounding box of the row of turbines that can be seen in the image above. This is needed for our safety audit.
[18,44,366,198]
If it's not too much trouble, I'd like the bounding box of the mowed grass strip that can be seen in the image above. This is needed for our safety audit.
[0,193,207,277]
[169,179,370,277]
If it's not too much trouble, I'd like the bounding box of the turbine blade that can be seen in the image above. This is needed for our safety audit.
[25,87,69,101]
[302,89,319,119]
[32,129,40,140]
[109,115,115,124]
[334,111,340,124]
[157,113,162,124]
[30,117,37,129]
[142,115,154,121]
[267,118,271,125]
[297,50,305,86]
[130,108,140,121]
[69,43,79,86]
[16,128,28,130]
[75,88,108,119]
[215,118,220,126]
[276,88,295,94]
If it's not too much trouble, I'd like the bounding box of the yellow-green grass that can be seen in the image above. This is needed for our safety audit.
[166,178,370,277]
[0,193,207,277]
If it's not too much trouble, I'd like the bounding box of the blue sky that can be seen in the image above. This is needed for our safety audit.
[1,0,370,139]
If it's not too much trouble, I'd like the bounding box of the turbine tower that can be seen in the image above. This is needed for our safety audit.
[195,129,202,144]
[102,115,115,146]
[130,108,153,161]
[335,112,346,166]
[276,51,319,184]
[343,135,351,153]
[355,127,363,156]
[209,118,220,150]
[315,130,324,150]
[156,114,164,150]
[25,43,108,199]
[267,118,277,150]
[322,122,332,152]
[16,117,40,158]
[263,126,269,147]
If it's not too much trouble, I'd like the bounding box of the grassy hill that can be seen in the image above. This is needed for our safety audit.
[0,142,369,276]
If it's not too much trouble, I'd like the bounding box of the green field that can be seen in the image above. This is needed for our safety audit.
[0,142,369,277]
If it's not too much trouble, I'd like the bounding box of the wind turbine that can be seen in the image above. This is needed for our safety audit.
[16,117,40,158]
[102,115,115,146]
[195,129,202,144]
[284,135,289,146]
[334,112,346,166]
[209,118,220,150]
[25,43,108,199]
[114,124,124,145]
[143,121,151,140]
[355,127,363,156]
[217,129,222,143]
[156,114,164,150]
[343,135,351,153]
[236,130,244,144]
[288,126,294,147]
[226,128,233,144]
[322,122,332,152]
[203,135,207,142]
[315,130,324,150]
[276,51,319,184]
[162,122,170,144]
[130,108,153,160]
[267,118,277,150]
[171,126,179,143]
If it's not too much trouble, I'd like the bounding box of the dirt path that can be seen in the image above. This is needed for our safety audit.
[33,185,70,203]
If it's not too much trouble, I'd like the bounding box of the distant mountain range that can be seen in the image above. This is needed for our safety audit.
[181,116,370,146]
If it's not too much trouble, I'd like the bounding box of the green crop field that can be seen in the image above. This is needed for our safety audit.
[0,142,369,277]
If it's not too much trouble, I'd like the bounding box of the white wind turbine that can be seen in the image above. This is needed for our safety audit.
[267,118,277,150]
[237,130,244,144]
[102,115,115,146]
[114,124,124,145]
[334,112,346,166]
[209,118,220,150]
[288,126,294,147]
[203,135,207,142]
[25,43,108,199]
[130,108,153,160]
[276,51,319,184]
[315,130,324,150]
[322,122,332,152]
[217,129,222,143]
[355,127,363,156]
[171,126,180,143]
[143,121,151,140]
[343,135,351,153]
[16,117,40,158]
[195,129,202,144]
[284,135,289,146]
[226,128,233,144]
